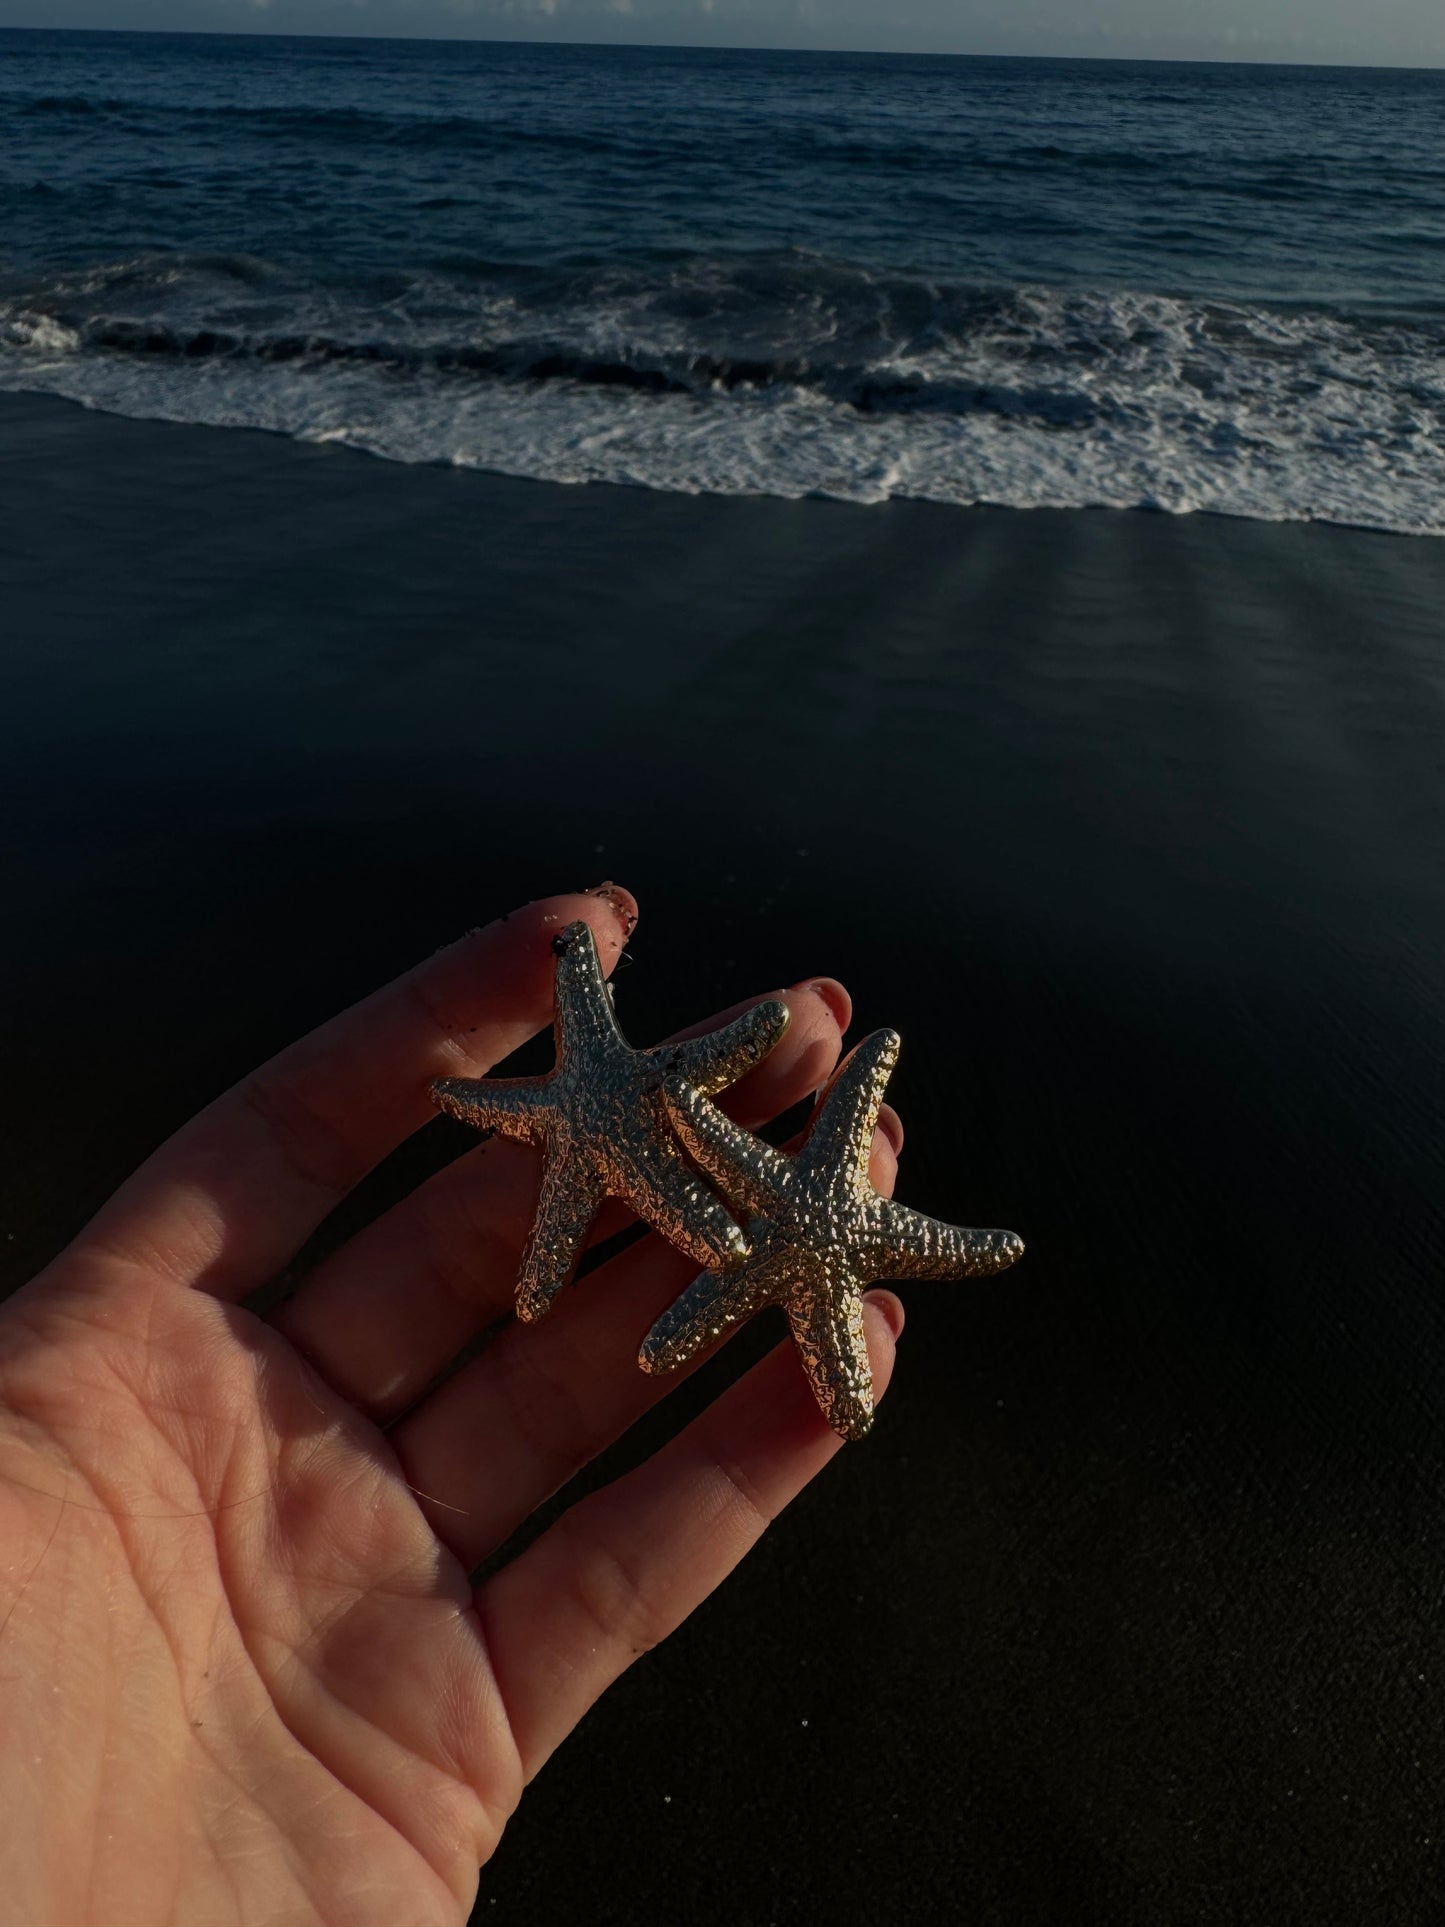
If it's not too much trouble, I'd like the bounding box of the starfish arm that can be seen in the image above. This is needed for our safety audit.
[514,1143,602,1322]
[867,1198,1024,1280]
[429,1075,551,1144]
[785,1273,875,1442]
[668,997,791,1099]
[659,1077,791,1222]
[614,1129,752,1271]
[550,919,626,1063]
[804,1029,901,1189]
[637,1254,783,1376]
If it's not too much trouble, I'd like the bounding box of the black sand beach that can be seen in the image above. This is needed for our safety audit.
[2,389,1442,1924]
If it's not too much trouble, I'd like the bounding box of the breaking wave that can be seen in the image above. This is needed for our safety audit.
[2,249,1442,533]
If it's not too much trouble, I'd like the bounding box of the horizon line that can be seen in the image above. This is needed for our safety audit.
[0,22,1441,76]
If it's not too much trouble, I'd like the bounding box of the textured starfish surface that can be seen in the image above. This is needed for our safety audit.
[639,1029,1023,1439]
[431,920,790,1321]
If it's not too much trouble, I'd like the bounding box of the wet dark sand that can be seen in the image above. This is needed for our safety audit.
[2,389,1442,1925]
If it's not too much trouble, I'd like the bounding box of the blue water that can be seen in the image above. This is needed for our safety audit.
[3,29,1443,531]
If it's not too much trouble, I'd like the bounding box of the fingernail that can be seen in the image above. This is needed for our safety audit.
[864,1289,905,1342]
[792,976,851,1035]
[583,880,639,939]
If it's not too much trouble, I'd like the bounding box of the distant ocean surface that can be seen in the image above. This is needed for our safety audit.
[2,30,1443,533]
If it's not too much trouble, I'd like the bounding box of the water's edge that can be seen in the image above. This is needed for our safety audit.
[3,252,1441,536]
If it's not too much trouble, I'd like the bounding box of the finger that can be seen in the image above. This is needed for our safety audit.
[475,1292,904,1781]
[392,1113,902,1569]
[75,887,638,1300]
[273,980,854,1418]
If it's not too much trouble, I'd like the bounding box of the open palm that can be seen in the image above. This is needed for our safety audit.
[0,889,902,1926]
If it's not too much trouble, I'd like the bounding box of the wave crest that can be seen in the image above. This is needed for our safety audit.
[2,249,1441,534]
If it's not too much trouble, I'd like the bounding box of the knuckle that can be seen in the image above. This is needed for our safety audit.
[241,1067,357,1197]
[558,1507,671,1659]
[498,1337,598,1491]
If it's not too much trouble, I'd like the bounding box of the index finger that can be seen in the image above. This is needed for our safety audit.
[70,886,639,1301]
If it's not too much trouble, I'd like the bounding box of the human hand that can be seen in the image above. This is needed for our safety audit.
[0,889,904,1926]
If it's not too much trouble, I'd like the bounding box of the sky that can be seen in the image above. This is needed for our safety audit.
[0,1,1441,69]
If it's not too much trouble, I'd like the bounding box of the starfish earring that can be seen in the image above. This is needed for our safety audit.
[431,920,790,1322]
[639,1029,1023,1439]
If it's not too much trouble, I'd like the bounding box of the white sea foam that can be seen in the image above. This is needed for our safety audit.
[2,268,1441,537]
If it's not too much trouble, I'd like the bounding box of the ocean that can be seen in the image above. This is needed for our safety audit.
[1,28,1443,534]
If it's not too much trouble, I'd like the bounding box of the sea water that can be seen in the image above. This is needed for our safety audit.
[1,29,1442,533]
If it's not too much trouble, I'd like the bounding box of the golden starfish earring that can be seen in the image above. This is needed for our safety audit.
[639,1029,1023,1439]
[431,920,790,1322]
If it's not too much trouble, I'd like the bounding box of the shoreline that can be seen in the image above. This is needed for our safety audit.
[6,379,1445,535]
[4,365,1440,541]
